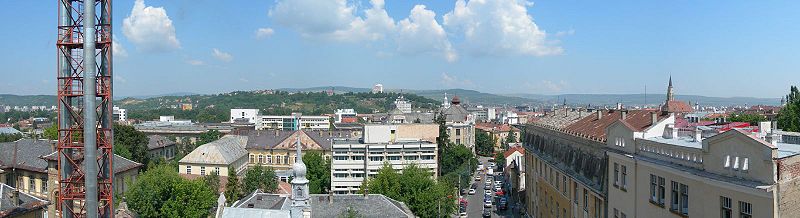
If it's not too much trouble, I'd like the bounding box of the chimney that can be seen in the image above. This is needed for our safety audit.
[651,112,658,126]
[664,125,676,139]
[766,133,780,146]
[693,129,702,142]
[621,110,628,120]
[597,111,603,120]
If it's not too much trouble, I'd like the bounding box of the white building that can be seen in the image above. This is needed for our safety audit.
[258,115,330,131]
[394,95,412,114]
[334,109,357,123]
[230,109,260,124]
[330,124,439,194]
[113,106,127,121]
[373,84,384,94]
[500,111,519,125]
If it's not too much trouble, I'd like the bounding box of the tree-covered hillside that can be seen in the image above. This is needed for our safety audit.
[122,91,439,122]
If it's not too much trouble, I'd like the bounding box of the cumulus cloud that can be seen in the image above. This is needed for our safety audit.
[397,5,457,62]
[122,0,180,52]
[441,72,474,87]
[521,80,567,93]
[112,39,128,58]
[443,0,562,56]
[270,0,356,36]
[255,28,275,39]
[555,29,575,37]
[212,49,233,62]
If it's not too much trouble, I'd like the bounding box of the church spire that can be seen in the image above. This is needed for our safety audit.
[290,116,310,217]
[666,76,675,101]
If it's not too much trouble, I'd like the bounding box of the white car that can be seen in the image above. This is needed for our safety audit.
[484,201,492,208]
[475,176,481,181]
[484,190,492,195]
[468,189,477,195]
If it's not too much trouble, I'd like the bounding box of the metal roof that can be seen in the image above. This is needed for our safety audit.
[179,135,248,165]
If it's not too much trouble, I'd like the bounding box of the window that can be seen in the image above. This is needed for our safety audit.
[215,167,220,174]
[370,156,383,162]
[724,155,730,168]
[614,208,619,218]
[614,163,619,186]
[562,175,567,195]
[421,155,434,160]
[249,154,255,163]
[29,178,35,192]
[720,196,732,218]
[739,201,752,218]
[456,129,461,136]
[41,177,47,192]
[670,181,688,215]
[388,156,401,161]
[733,156,740,170]
[456,139,461,145]
[583,188,588,211]
[333,173,348,178]
[258,155,264,164]
[742,158,749,171]
[621,165,627,188]
[573,181,578,205]
[276,156,283,164]
[333,156,348,161]
[404,155,417,160]
[267,155,272,164]
[650,174,665,205]
[186,166,192,174]
[353,156,364,161]
[200,166,206,176]
[680,184,688,215]
[671,181,679,210]
[594,196,602,218]
[658,176,665,205]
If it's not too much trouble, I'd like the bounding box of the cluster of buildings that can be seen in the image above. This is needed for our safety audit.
[518,77,800,218]
[0,105,57,113]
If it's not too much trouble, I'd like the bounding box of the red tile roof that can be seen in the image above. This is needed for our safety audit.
[662,100,693,113]
[564,109,669,142]
[476,123,516,132]
[503,146,525,158]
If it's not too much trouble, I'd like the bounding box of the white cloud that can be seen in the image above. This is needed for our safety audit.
[112,39,128,58]
[441,72,474,87]
[186,60,204,66]
[212,49,233,62]
[270,0,356,36]
[522,80,567,93]
[122,0,180,52]
[443,0,562,56]
[397,5,457,62]
[255,28,275,39]
[555,29,575,37]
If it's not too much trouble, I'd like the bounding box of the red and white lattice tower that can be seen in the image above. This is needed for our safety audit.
[56,0,114,217]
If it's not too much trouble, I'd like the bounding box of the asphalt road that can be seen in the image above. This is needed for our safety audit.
[460,156,514,218]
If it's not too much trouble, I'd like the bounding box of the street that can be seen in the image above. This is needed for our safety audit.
[461,156,516,218]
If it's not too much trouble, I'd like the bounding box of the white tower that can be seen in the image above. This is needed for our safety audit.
[290,135,311,218]
[443,92,451,108]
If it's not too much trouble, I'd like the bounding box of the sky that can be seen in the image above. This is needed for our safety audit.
[0,0,798,98]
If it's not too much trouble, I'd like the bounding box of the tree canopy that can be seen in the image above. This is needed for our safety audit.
[224,167,243,205]
[778,86,800,132]
[363,163,456,218]
[304,151,331,194]
[243,165,278,194]
[197,130,222,146]
[125,165,216,218]
[475,130,495,156]
[113,124,150,168]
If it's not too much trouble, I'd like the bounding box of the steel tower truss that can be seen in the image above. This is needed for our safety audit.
[56,0,114,217]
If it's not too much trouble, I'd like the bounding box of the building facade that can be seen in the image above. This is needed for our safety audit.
[146,135,177,161]
[258,115,330,131]
[244,130,350,181]
[330,124,439,194]
[179,135,249,178]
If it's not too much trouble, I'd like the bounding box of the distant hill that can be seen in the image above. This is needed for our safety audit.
[0,94,55,106]
[508,93,781,107]
[117,92,199,100]
[278,86,371,94]
[404,89,539,106]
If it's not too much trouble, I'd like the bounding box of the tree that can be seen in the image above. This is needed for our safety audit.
[505,131,517,143]
[243,165,278,194]
[434,111,450,177]
[202,171,221,195]
[363,163,400,197]
[43,124,58,140]
[728,113,767,125]
[126,164,216,218]
[224,168,243,205]
[197,130,222,146]
[113,124,150,169]
[304,151,331,194]
[363,164,455,218]
[475,130,494,156]
[0,134,22,143]
[494,152,506,172]
[778,86,800,132]
[339,206,362,218]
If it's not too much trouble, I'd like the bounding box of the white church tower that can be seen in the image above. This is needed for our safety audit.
[290,135,311,218]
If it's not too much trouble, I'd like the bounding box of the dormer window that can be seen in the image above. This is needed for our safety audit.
[724,155,731,168]
[733,157,740,170]
[742,158,749,171]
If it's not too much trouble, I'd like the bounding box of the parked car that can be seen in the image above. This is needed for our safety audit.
[498,198,508,210]
[483,201,492,208]
[482,208,492,217]
[484,190,492,196]
[468,189,476,195]
[475,176,481,181]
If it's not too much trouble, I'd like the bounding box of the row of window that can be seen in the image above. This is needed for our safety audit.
[614,137,627,147]
[333,155,435,161]
[640,145,704,163]
[723,155,750,171]
[532,155,603,218]
[186,166,220,176]
[649,174,689,216]
[721,196,752,218]
[249,154,320,165]
[613,162,628,190]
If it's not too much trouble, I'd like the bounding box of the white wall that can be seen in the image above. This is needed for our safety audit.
[230,109,260,123]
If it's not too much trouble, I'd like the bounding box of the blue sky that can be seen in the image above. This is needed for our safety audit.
[0,0,798,98]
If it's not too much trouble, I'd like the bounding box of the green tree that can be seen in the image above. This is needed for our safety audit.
[778,86,800,132]
[434,112,450,177]
[505,131,517,143]
[0,134,23,143]
[243,165,278,194]
[475,130,494,156]
[197,130,222,146]
[126,164,216,218]
[43,123,58,140]
[494,152,506,172]
[113,124,150,168]
[728,113,767,125]
[224,168,243,205]
[304,151,331,194]
[364,164,455,218]
[202,171,221,195]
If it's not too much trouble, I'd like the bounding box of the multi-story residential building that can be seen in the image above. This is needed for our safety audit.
[334,109,358,123]
[258,114,330,131]
[440,96,476,152]
[394,95,413,114]
[179,135,249,178]
[330,124,439,194]
[476,123,520,148]
[0,183,49,217]
[243,130,353,181]
[113,106,127,122]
